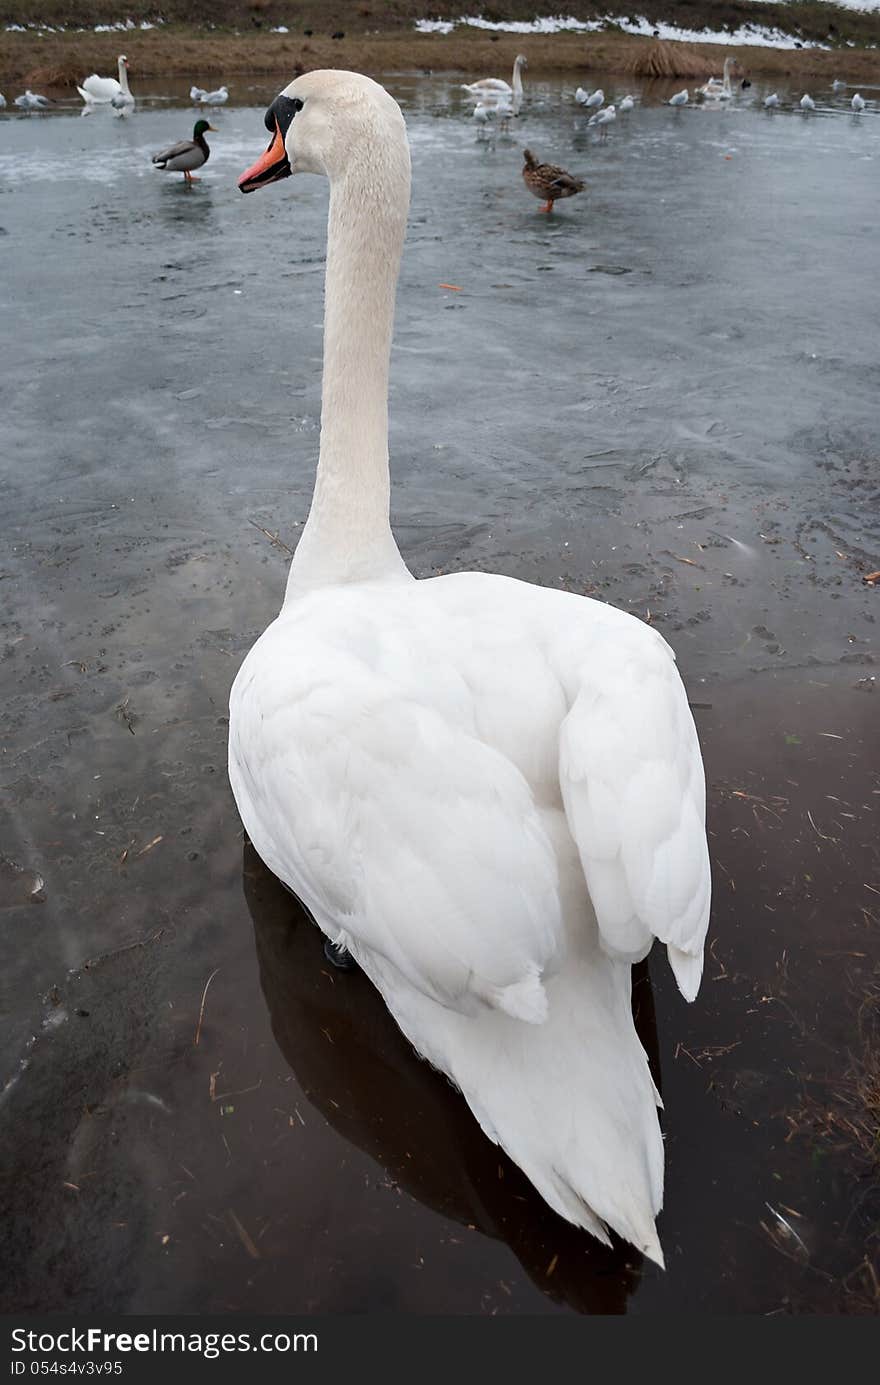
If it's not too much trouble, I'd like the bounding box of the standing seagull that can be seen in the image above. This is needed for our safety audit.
[800,94,815,111]
[522,148,585,212]
[152,119,217,183]
[575,86,604,110]
[589,104,616,140]
[14,90,51,110]
[764,93,780,109]
[618,95,635,113]
[667,89,688,107]
[851,92,866,112]
[0,93,7,109]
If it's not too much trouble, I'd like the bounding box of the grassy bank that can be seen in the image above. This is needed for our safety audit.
[3,25,880,93]
[3,0,880,48]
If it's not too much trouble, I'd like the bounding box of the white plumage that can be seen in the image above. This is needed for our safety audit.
[461,53,526,109]
[77,54,133,114]
[230,71,712,1266]
[851,92,866,112]
[800,93,816,111]
[14,90,51,110]
[668,89,689,107]
[697,57,734,101]
[618,94,635,113]
[192,84,229,105]
[575,86,604,109]
[588,104,616,138]
[764,93,780,109]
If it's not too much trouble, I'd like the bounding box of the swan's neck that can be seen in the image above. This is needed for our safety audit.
[286,139,413,598]
[512,60,523,97]
[722,58,731,91]
[118,61,130,94]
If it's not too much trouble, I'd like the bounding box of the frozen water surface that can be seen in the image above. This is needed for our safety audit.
[0,77,878,1313]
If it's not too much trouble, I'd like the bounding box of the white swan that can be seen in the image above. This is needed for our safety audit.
[851,92,866,112]
[588,104,616,139]
[231,70,711,1265]
[668,89,688,107]
[575,86,604,109]
[77,54,133,112]
[462,53,526,110]
[618,94,635,113]
[800,94,815,111]
[763,93,780,109]
[697,56,734,101]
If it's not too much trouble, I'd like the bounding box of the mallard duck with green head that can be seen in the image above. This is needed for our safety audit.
[152,119,217,182]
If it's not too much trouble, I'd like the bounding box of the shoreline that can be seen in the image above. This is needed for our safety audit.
[3,28,880,92]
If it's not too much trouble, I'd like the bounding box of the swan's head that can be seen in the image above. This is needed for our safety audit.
[515,54,528,69]
[118,54,128,70]
[239,69,408,193]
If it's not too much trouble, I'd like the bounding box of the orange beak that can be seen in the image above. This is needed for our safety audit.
[239,118,291,194]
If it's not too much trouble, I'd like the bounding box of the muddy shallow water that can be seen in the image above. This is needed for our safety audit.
[1,75,878,1313]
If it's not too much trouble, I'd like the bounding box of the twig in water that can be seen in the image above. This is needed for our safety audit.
[194,968,220,1046]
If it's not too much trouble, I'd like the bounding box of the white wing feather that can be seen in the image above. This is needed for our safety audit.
[558,624,710,999]
[78,74,121,103]
[230,608,564,1024]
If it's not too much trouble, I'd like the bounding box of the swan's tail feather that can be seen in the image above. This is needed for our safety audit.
[380,948,666,1266]
[668,943,703,1002]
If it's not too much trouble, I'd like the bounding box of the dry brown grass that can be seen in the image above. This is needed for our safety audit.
[790,983,880,1171]
[620,39,714,80]
[2,26,880,90]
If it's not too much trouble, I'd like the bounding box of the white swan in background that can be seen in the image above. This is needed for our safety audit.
[588,104,616,139]
[668,89,688,107]
[800,93,815,110]
[698,56,734,101]
[575,86,604,109]
[77,54,133,111]
[851,92,866,112]
[14,90,51,110]
[462,53,526,110]
[618,94,635,113]
[231,70,711,1265]
[764,93,780,108]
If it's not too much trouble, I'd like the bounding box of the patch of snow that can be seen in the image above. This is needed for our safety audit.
[415,13,836,49]
[271,26,290,33]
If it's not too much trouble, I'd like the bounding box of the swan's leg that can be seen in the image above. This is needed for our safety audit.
[323,938,358,972]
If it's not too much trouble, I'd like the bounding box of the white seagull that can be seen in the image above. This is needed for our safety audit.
[668,89,688,107]
[575,86,604,110]
[764,93,780,108]
[851,92,865,112]
[618,95,635,113]
[800,94,815,111]
[14,90,51,110]
[588,104,616,139]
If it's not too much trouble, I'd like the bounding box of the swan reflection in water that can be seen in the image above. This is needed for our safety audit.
[242,842,663,1314]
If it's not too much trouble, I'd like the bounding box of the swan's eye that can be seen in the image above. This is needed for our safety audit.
[264,95,303,135]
